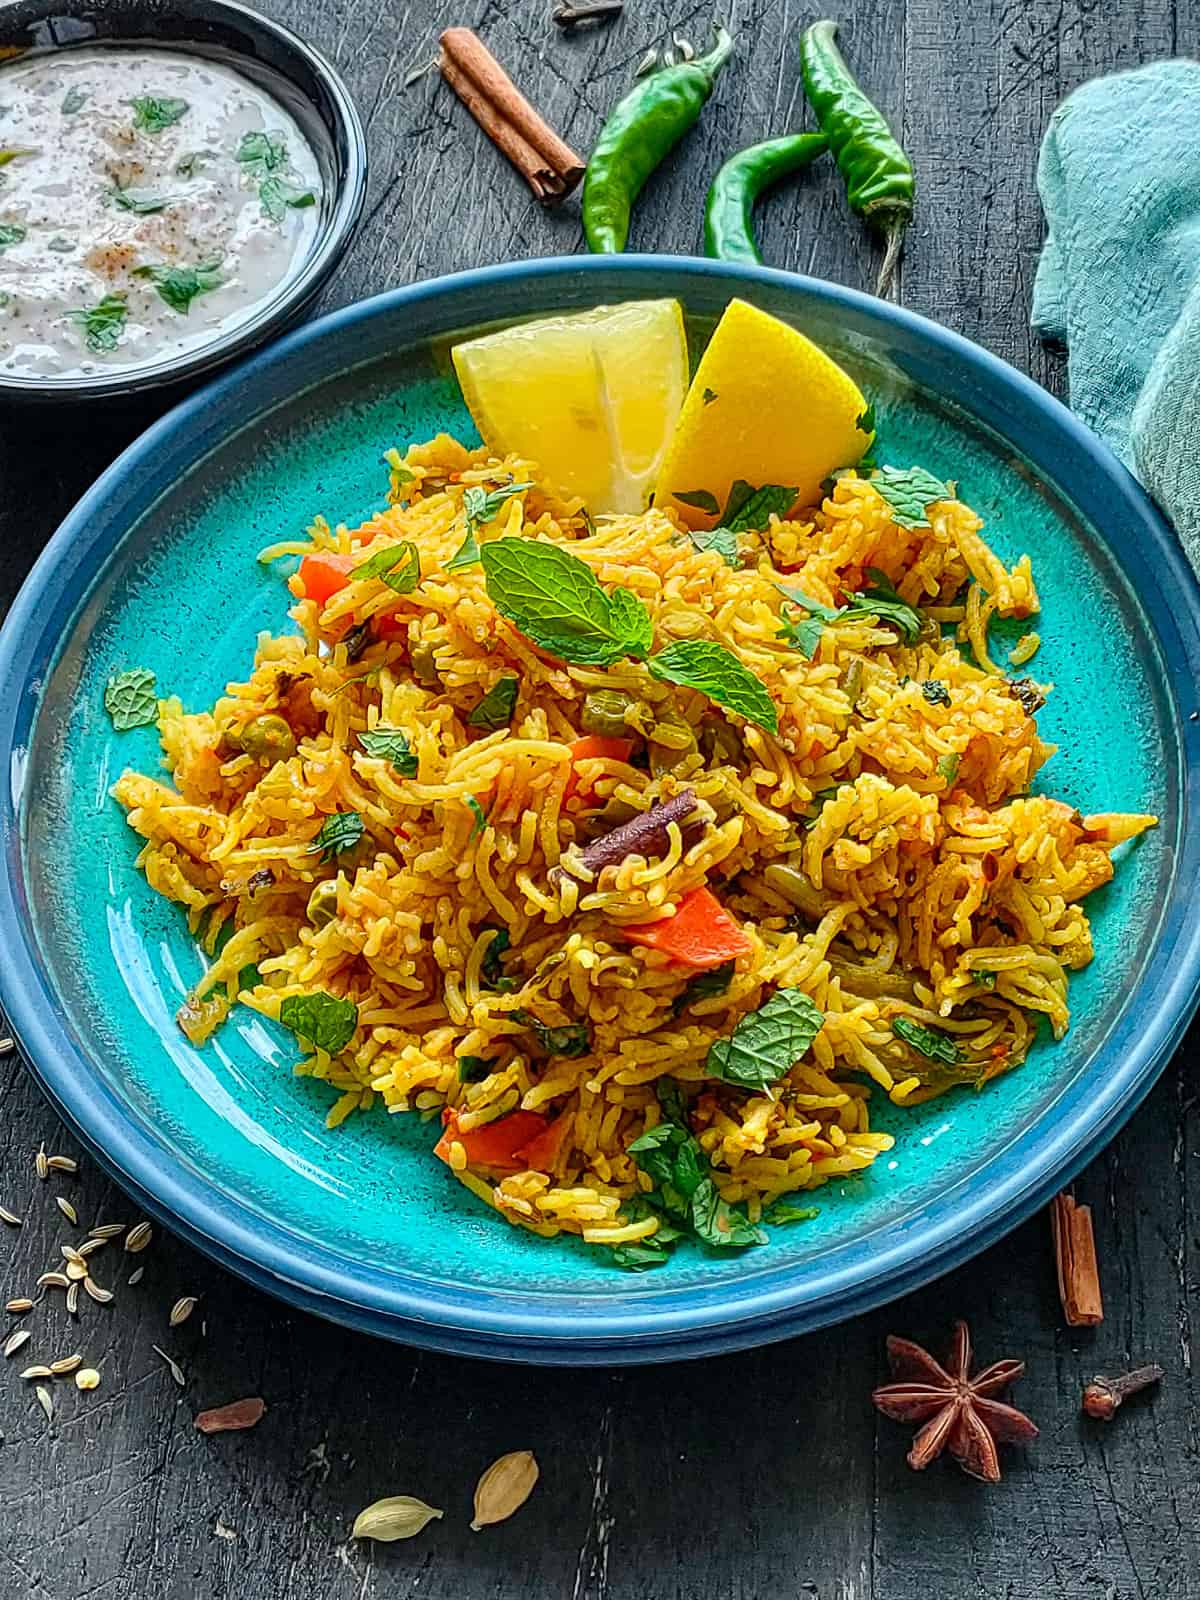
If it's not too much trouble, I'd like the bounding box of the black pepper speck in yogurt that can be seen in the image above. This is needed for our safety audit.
[0,46,322,378]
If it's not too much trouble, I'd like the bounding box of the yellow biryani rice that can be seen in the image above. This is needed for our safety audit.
[112,433,1155,1257]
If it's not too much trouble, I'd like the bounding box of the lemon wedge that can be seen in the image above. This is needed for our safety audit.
[451,300,688,515]
[653,298,874,526]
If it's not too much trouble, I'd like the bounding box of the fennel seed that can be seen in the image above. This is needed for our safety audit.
[61,1244,85,1266]
[20,1364,52,1380]
[83,1277,113,1304]
[77,1238,105,1259]
[35,1146,48,1180]
[0,1205,21,1227]
[128,1266,145,1286]
[65,1262,87,1282]
[88,1223,125,1241]
[46,1156,78,1174]
[37,1272,68,1290]
[66,1282,79,1317]
[35,1384,53,1421]
[50,1353,82,1376]
[634,48,658,77]
[124,1221,153,1253]
[56,1197,78,1225]
[169,1295,198,1328]
[4,1329,31,1358]
[6,1298,34,1314]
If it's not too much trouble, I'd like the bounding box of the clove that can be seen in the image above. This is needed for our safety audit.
[1081,1364,1164,1421]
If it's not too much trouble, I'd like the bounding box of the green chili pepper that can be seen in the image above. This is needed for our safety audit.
[704,132,828,266]
[583,26,735,254]
[799,19,915,297]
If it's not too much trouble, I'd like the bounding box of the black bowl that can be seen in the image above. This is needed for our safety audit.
[0,0,367,400]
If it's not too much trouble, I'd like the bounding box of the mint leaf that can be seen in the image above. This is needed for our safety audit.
[111,185,175,214]
[648,640,778,734]
[675,488,720,515]
[465,481,535,532]
[468,675,519,730]
[71,293,127,352]
[134,260,222,314]
[921,678,950,707]
[840,569,922,644]
[235,130,289,173]
[871,465,950,529]
[511,1009,590,1058]
[688,526,739,566]
[62,87,88,115]
[609,588,653,658]
[937,753,960,785]
[778,614,825,659]
[726,483,797,532]
[446,529,480,572]
[259,175,315,222]
[893,1016,961,1066]
[307,811,364,863]
[129,96,189,133]
[358,727,418,776]
[278,991,358,1055]
[611,1240,671,1270]
[0,223,25,251]
[354,541,420,593]
[690,1178,768,1248]
[104,667,157,731]
[775,583,841,622]
[765,1200,819,1224]
[457,1055,495,1083]
[706,988,824,1089]
[466,795,489,839]
[856,403,876,434]
[480,926,513,990]
[481,538,649,666]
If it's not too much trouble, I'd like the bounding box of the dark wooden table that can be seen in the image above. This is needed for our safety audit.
[3,3,1198,1596]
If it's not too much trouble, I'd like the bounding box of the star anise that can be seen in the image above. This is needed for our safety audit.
[872,1320,1038,1482]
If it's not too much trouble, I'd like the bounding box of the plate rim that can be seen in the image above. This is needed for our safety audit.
[3,254,1200,1361]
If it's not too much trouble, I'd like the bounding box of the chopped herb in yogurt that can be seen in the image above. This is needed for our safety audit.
[129,95,190,133]
[62,87,88,115]
[110,185,176,215]
[235,128,316,222]
[70,294,129,352]
[0,222,25,250]
[134,260,223,314]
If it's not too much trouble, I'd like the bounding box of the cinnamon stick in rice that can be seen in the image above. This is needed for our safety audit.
[438,28,585,202]
[1051,1190,1104,1326]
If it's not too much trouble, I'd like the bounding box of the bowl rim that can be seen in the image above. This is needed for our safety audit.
[3,254,1200,1362]
[0,0,367,400]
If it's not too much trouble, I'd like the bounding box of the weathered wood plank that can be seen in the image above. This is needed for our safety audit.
[1,2,1196,1597]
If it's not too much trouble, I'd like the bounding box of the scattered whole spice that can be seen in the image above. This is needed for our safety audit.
[6,1298,34,1314]
[89,1222,126,1241]
[47,1155,78,1174]
[1050,1190,1104,1326]
[83,1277,114,1304]
[128,1266,145,1286]
[20,1364,53,1380]
[37,1272,69,1290]
[35,1384,53,1421]
[0,1205,21,1227]
[195,1396,267,1434]
[872,1321,1038,1483]
[352,1495,444,1542]
[438,29,585,203]
[799,19,915,296]
[56,1197,78,1225]
[4,1329,31,1358]
[50,1353,82,1376]
[471,1449,540,1530]
[125,1221,154,1253]
[570,789,699,876]
[1081,1365,1164,1421]
[552,0,624,26]
[76,1368,101,1391]
[169,1295,199,1327]
[66,1282,80,1317]
[153,1344,186,1387]
[35,1146,49,1180]
[583,26,734,252]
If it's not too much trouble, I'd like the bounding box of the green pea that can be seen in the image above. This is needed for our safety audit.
[231,714,295,761]
[580,688,636,739]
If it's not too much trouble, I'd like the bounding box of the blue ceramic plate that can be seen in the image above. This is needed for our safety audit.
[3,258,1200,1364]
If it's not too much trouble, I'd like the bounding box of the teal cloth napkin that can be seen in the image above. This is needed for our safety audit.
[1033,59,1200,573]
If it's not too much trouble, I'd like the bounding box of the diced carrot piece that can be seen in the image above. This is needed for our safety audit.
[433,1109,548,1173]
[296,552,356,605]
[514,1111,573,1172]
[619,886,752,971]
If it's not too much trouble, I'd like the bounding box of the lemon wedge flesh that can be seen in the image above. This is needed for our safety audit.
[452,300,688,516]
[654,298,874,526]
